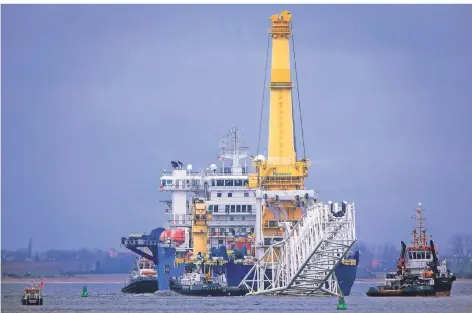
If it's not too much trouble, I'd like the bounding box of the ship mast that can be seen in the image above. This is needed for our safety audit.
[412,202,430,249]
[218,126,248,175]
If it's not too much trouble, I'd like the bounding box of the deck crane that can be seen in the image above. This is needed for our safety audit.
[241,10,357,296]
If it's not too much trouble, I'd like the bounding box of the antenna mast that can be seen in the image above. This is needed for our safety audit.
[218,126,248,175]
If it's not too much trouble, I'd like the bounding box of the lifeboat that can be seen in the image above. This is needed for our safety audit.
[170,229,185,246]
[159,229,171,242]
[234,237,251,250]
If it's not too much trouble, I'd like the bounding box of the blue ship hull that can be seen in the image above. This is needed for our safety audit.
[156,246,359,296]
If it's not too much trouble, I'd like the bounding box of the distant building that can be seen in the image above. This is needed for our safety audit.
[108,248,118,258]
[28,238,33,260]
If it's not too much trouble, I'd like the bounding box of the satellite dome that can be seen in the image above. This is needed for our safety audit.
[187,164,193,171]
[254,155,266,161]
[210,164,217,170]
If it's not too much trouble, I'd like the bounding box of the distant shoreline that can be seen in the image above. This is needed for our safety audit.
[355,277,472,283]
[1,274,127,284]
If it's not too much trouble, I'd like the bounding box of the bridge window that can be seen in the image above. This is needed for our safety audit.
[228,192,233,198]
[231,205,236,213]
[236,205,241,212]
[244,192,249,197]
[166,180,173,185]
[217,192,222,198]
[225,205,230,213]
[216,180,224,186]
[225,180,234,186]
[213,205,219,213]
[218,239,224,245]
[248,205,252,213]
[426,251,431,259]
[208,205,213,212]
[244,179,249,186]
[242,205,247,212]
[211,179,216,187]
[234,180,243,186]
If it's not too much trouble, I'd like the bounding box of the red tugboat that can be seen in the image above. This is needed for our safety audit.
[367,202,456,297]
[22,281,43,305]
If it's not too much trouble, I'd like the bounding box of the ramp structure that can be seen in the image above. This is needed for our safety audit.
[239,197,356,296]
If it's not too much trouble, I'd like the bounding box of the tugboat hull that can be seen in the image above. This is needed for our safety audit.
[367,285,435,297]
[170,285,248,296]
[121,279,158,294]
[366,277,455,297]
[22,298,43,305]
[169,278,248,296]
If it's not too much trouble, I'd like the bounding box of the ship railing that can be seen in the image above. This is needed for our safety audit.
[161,171,252,177]
[207,220,254,226]
[160,185,206,191]
[207,185,251,190]
[167,218,192,225]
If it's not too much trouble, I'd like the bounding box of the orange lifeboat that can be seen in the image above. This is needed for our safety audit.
[234,237,251,251]
[170,229,185,246]
[159,229,171,242]
[234,239,245,250]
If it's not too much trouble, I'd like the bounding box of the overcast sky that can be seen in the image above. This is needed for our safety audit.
[2,4,471,252]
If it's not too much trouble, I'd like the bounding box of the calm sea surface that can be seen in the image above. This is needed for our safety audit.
[2,281,472,313]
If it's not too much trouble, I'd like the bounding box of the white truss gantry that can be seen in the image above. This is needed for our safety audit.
[239,191,356,296]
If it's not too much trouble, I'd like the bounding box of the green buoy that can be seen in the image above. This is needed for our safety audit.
[81,286,88,297]
[337,295,347,310]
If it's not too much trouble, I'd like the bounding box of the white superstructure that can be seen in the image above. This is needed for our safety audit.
[159,127,256,256]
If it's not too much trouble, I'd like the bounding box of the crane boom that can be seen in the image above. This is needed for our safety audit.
[249,10,310,191]
[268,11,296,166]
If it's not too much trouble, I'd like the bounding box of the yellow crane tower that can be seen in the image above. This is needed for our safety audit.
[191,198,212,258]
[249,10,309,191]
[248,10,312,258]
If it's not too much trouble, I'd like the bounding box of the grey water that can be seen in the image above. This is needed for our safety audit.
[2,281,472,313]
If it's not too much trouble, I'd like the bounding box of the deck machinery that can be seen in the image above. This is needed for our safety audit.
[238,10,356,296]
